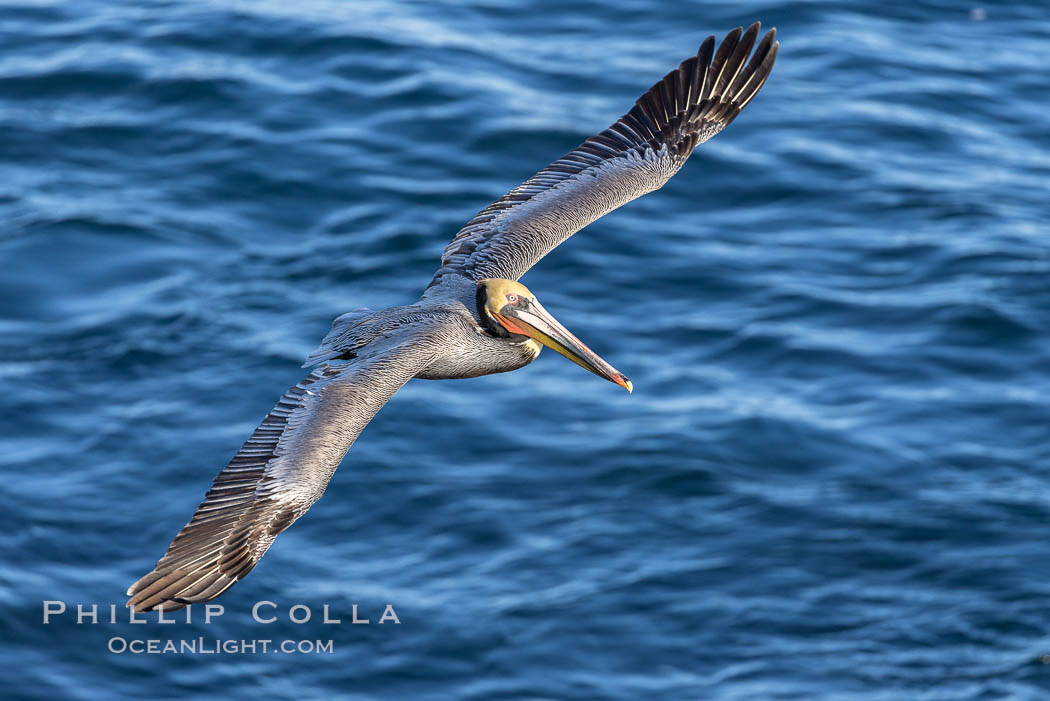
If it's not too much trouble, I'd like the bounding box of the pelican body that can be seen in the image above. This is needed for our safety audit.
[127,24,778,611]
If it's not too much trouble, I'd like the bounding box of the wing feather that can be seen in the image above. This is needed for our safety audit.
[428,23,777,289]
[126,338,435,611]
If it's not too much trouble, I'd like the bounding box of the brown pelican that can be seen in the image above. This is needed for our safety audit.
[127,23,778,612]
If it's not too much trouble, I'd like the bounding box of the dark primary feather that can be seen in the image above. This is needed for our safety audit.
[126,340,435,612]
[428,22,778,289]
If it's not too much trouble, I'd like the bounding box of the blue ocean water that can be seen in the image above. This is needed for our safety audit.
[2,0,1049,698]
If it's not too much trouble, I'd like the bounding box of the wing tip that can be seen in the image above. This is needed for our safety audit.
[619,20,778,157]
[125,567,240,612]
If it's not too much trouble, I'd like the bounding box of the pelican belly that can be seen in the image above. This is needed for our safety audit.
[415,332,541,380]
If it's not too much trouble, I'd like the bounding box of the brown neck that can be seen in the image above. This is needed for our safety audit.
[476,284,510,337]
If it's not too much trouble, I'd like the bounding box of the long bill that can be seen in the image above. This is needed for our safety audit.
[492,300,633,393]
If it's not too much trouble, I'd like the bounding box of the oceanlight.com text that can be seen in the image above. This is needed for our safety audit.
[107,637,335,655]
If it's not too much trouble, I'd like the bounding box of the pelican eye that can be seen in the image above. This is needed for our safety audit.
[506,294,518,303]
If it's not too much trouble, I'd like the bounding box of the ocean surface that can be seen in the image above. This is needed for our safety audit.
[2,1,1049,698]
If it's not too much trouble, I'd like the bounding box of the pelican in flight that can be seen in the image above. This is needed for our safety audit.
[127,23,778,611]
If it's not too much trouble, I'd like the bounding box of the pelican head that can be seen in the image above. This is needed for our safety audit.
[476,278,632,393]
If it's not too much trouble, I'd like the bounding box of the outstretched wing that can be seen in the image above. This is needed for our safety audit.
[126,338,435,612]
[428,22,777,288]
